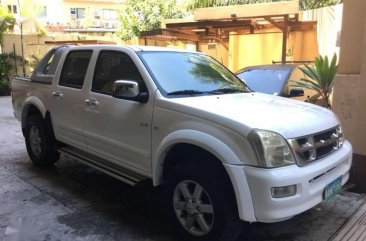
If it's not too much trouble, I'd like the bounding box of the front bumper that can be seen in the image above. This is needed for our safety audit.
[225,140,352,223]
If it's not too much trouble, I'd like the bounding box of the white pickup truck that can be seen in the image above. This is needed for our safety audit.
[12,45,352,241]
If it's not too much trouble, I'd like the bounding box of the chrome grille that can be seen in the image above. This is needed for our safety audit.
[288,126,343,166]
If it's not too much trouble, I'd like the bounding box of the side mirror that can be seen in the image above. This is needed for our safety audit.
[287,88,304,97]
[112,80,149,103]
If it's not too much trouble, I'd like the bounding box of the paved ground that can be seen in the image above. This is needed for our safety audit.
[0,96,365,241]
[333,202,366,241]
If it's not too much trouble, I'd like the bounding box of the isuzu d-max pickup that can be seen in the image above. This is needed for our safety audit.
[12,45,352,241]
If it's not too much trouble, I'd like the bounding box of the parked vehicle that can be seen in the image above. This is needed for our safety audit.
[236,64,318,101]
[12,45,352,241]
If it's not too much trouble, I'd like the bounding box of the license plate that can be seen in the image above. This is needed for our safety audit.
[324,176,343,201]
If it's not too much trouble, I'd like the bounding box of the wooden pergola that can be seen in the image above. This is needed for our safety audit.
[140,1,316,64]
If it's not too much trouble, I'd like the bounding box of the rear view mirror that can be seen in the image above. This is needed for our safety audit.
[287,88,304,97]
[112,80,149,103]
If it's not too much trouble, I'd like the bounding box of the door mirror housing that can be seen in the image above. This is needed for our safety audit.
[287,88,304,97]
[112,80,149,103]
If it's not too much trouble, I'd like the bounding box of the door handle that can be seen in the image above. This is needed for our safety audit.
[52,91,63,97]
[85,98,99,106]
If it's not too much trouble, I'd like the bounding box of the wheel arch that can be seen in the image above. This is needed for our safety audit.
[21,98,55,140]
[153,129,256,222]
[153,130,242,187]
[21,97,47,129]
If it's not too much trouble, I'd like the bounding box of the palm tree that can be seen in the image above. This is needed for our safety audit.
[291,54,338,108]
[300,0,341,10]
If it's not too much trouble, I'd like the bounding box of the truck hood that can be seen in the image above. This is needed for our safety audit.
[163,93,339,139]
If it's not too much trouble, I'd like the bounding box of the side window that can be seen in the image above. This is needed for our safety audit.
[43,52,55,75]
[92,51,145,95]
[59,50,92,89]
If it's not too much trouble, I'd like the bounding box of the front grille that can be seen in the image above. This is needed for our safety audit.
[288,126,343,166]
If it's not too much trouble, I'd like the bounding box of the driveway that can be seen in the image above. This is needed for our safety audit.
[0,96,364,241]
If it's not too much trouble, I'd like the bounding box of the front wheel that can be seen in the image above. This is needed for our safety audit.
[165,165,243,241]
[24,115,60,166]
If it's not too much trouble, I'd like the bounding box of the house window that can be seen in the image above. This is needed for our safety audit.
[38,6,47,18]
[7,5,17,14]
[70,8,85,19]
[76,8,85,19]
[70,8,76,18]
[103,9,117,20]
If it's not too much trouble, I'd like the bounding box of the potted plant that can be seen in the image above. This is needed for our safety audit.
[0,78,10,96]
[291,54,338,109]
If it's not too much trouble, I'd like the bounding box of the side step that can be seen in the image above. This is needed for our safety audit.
[59,147,147,186]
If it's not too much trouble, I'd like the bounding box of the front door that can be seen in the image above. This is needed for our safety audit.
[83,50,153,173]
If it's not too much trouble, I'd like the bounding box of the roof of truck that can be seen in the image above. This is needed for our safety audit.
[63,44,197,53]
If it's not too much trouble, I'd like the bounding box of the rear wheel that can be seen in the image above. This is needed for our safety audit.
[25,115,60,166]
[165,164,243,241]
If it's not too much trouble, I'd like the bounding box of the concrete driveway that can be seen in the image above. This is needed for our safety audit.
[0,96,365,241]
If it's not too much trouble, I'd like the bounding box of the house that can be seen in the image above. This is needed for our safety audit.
[1,0,125,32]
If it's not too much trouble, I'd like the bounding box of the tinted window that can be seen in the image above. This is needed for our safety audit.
[139,52,248,96]
[237,69,291,95]
[43,51,56,75]
[92,51,144,95]
[59,51,92,89]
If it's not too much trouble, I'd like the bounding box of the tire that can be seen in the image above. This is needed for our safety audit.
[165,163,244,241]
[24,115,60,166]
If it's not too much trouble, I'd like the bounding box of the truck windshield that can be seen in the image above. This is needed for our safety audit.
[139,51,250,96]
[237,69,291,95]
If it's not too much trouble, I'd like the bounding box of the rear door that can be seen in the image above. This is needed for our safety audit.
[51,50,93,148]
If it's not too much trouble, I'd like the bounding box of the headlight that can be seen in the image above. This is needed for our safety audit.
[248,130,296,168]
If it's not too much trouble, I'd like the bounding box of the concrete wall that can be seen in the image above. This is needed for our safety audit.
[337,0,366,74]
[199,43,229,67]
[333,0,366,156]
[3,33,127,77]
[228,29,319,72]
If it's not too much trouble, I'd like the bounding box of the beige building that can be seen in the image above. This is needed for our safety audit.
[1,0,125,31]
[333,0,366,192]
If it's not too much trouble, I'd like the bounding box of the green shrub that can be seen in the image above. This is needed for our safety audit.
[291,54,338,109]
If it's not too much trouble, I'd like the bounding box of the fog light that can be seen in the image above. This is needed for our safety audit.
[271,185,297,198]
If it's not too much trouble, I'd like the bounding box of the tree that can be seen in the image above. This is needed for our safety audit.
[190,0,341,10]
[0,7,16,46]
[300,0,341,10]
[18,0,47,35]
[0,7,15,93]
[291,54,338,108]
[189,0,264,9]
[117,0,188,40]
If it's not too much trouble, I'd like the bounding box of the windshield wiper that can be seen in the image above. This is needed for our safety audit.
[207,88,246,94]
[167,90,204,96]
